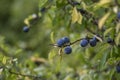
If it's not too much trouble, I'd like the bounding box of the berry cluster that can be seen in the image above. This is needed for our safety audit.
[56,37,72,54]
[55,35,116,55]
[80,36,98,47]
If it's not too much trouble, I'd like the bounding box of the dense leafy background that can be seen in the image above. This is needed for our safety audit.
[0,0,120,80]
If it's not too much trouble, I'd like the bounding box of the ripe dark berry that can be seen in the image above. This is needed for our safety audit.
[117,12,120,19]
[23,26,29,32]
[116,65,120,73]
[57,39,64,47]
[107,38,113,44]
[62,37,70,44]
[80,39,89,47]
[64,46,72,54]
[89,37,97,47]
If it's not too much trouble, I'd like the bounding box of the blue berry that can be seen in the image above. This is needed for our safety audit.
[62,37,70,44]
[107,38,113,43]
[116,65,120,73]
[89,37,97,47]
[117,12,120,19]
[23,26,29,32]
[57,38,64,47]
[80,39,89,47]
[64,46,72,54]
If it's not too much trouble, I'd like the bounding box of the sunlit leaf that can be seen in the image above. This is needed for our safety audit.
[98,12,111,29]
[71,7,78,24]
[98,0,111,6]
[71,7,83,24]
[24,19,30,26]
[2,56,7,65]
[94,0,112,10]
[50,32,55,43]
[81,2,87,9]
[77,13,83,24]
[113,6,118,13]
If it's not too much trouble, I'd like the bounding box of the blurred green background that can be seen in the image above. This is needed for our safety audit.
[0,0,51,58]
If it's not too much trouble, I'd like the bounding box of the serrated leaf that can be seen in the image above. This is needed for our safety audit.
[50,32,55,43]
[71,7,78,24]
[104,27,113,37]
[39,0,48,8]
[98,12,111,29]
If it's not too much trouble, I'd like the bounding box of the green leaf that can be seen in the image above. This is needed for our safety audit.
[94,0,112,10]
[116,23,120,33]
[115,32,120,46]
[98,12,111,29]
[2,56,7,65]
[39,0,48,8]
[50,32,55,43]
[71,7,83,24]
[48,50,56,61]
[104,27,113,37]
[100,51,108,69]
[71,7,78,24]
[77,12,83,24]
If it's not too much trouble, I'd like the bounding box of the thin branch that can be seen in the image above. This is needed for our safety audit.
[5,67,43,79]
[115,0,120,7]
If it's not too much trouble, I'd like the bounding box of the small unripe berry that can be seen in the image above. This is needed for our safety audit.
[64,46,72,54]
[80,39,89,47]
[62,37,70,44]
[57,39,64,47]
[116,65,120,73]
[23,26,29,32]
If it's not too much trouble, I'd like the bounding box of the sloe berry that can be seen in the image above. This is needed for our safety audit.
[64,46,72,54]
[89,37,97,47]
[57,38,64,47]
[116,65,120,73]
[80,39,89,47]
[107,37,113,44]
[23,26,29,32]
[62,37,70,44]
[117,12,120,19]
